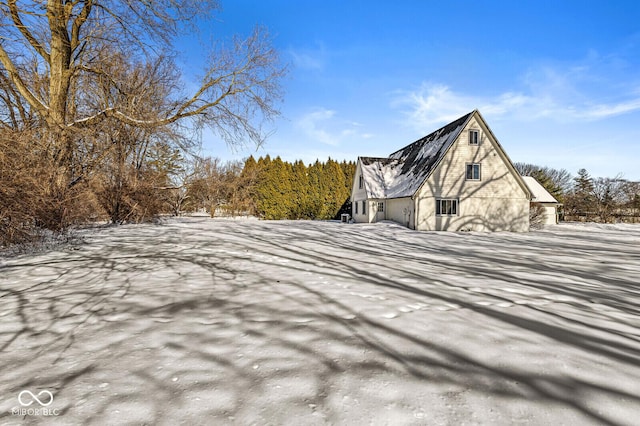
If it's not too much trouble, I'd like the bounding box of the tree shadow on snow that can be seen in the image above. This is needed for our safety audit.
[0,218,639,425]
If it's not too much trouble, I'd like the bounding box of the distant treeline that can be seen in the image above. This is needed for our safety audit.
[515,163,640,223]
[184,156,356,220]
[5,144,638,249]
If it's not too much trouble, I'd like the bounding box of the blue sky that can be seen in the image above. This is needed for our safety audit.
[179,1,640,180]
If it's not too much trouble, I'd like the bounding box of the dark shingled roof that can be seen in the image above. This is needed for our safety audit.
[359,111,474,199]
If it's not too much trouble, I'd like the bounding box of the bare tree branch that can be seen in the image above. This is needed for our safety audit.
[7,0,50,62]
[0,43,50,119]
[1,1,285,145]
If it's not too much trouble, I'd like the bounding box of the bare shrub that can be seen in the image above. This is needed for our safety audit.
[0,129,103,246]
[1,129,45,246]
[95,168,168,224]
[529,203,546,230]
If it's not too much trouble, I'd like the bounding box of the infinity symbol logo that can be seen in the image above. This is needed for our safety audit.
[18,390,54,407]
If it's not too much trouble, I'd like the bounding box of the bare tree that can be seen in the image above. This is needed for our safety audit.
[88,52,191,223]
[620,180,640,217]
[591,176,627,223]
[514,162,572,202]
[0,0,285,170]
[183,157,257,217]
[0,1,286,233]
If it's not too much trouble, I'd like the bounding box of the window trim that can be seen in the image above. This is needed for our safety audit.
[362,200,366,215]
[469,129,480,145]
[436,198,459,216]
[354,200,358,215]
[466,163,481,181]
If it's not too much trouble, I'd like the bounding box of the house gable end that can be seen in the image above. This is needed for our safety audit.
[414,110,530,201]
[351,159,368,200]
[356,157,392,199]
[472,111,532,200]
[384,111,474,198]
[354,110,531,201]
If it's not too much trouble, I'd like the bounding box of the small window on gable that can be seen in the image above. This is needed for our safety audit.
[436,199,458,216]
[466,163,481,181]
[358,175,363,189]
[469,129,480,145]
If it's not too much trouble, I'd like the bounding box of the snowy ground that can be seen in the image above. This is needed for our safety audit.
[1,218,639,425]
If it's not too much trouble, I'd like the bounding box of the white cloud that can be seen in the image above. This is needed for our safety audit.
[289,51,324,71]
[295,108,375,146]
[394,63,640,132]
[579,98,640,119]
[287,43,328,71]
[393,83,539,131]
[296,108,338,145]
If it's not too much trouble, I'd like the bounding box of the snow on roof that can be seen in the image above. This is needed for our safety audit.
[359,111,473,199]
[521,176,559,204]
[359,157,396,199]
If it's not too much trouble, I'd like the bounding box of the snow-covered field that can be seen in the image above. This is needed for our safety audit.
[1,218,639,425]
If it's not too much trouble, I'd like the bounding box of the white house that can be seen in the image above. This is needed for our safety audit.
[351,110,531,231]
[521,176,560,225]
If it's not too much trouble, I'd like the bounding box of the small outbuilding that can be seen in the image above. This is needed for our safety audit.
[521,176,561,225]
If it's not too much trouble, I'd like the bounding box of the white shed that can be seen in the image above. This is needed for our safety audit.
[521,176,560,225]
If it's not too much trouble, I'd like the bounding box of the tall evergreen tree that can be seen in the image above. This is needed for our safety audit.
[290,160,310,219]
[307,160,326,219]
[567,168,595,216]
[338,160,357,216]
[254,155,272,218]
[574,168,594,193]
[243,156,357,220]
[324,158,349,219]
[272,156,294,219]
[240,156,260,215]
[341,160,357,194]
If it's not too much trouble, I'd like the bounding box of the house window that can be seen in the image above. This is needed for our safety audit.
[354,201,358,214]
[469,129,479,145]
[362,200,366,215]
[377,202,384,212]
[466,163,481,180]
[436,199,458,216]
[359,175,363,189]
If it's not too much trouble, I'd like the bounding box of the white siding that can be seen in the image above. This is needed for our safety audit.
[351,161,369,223]
[352,161,395,224]
[386,197,414,229]
[351,161,368,200]
[415,116,530,231]
[541,204,558,225]
[417,196,529,231]
[352,199,370,223]
[365,199,377,223]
